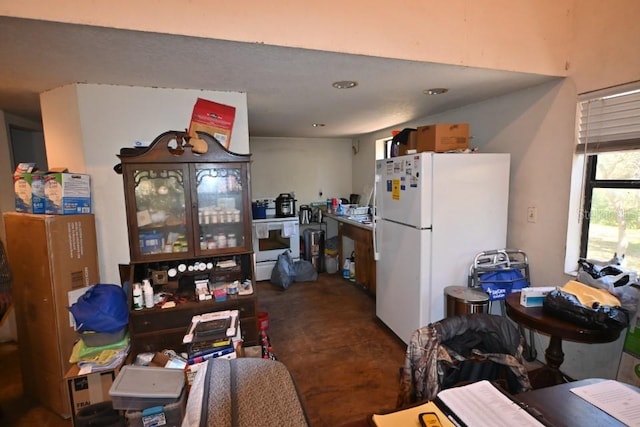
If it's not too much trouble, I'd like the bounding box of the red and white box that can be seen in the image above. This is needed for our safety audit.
[188,98,236,149]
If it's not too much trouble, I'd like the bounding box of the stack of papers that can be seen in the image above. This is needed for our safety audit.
[570,380,640,427]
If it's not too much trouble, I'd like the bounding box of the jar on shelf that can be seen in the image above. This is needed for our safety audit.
[228,233,237,247]
[217,233,227,248]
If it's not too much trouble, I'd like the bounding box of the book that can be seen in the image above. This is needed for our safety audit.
[435,380,545,427]
[187,346,236,365]
[193,317,231,340]
[371,381,547,427]
[189,337,232,353]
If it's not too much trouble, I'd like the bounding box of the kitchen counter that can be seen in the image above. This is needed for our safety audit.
[324,212,376,295]
[323,212,372,230]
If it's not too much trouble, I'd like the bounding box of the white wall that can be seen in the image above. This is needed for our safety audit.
[40,84,249,283]
[249,137,353,206]
[569,0,640,94]
[4,0,572,77]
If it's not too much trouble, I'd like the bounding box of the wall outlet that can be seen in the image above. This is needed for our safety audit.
[527,207,537,223]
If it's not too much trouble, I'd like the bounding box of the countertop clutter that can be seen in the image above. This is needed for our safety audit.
[324,211,377,295]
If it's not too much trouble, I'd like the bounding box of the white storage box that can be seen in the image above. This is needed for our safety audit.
[519,286,557,307]
[109,365,185,410]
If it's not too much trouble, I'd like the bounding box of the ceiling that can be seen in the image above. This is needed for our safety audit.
[0,17,558,139]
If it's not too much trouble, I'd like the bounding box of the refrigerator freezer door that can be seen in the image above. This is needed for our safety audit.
[375,154,433,229]
[375,219,432,344]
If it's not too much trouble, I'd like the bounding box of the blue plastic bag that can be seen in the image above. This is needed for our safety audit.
[479,269,529,301]
[69,284,129,333]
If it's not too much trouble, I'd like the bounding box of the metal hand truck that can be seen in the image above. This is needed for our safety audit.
[468,248,537,362]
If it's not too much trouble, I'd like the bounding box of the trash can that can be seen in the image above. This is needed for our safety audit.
[303,228,325,273]
[444,286,489,317]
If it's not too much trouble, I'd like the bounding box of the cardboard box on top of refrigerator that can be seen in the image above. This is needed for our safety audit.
[44,168,91,214]
[415,123,469,152]
[188,98,236,149]
[13,163,46,213]
[397,130,418,156]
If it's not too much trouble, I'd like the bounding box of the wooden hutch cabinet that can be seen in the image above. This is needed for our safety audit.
[117,130,258,356]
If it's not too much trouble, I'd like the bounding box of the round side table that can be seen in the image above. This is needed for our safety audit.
[505,291,621,388]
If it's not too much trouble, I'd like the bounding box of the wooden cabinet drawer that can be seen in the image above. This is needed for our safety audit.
[130,296,256,334]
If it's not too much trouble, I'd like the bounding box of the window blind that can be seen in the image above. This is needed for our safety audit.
[576,82,640,153]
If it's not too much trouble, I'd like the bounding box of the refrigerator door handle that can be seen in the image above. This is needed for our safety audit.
[373,173,380,260]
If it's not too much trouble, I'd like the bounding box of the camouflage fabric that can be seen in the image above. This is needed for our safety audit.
[397,313,532,407]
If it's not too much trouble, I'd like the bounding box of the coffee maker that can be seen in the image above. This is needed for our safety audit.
[299,205,312,224]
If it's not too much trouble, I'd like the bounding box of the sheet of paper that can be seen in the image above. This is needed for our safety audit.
[371,401,456,427]
[437,380,544,427]
[570,379,640,427]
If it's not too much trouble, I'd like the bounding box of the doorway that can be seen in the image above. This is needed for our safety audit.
[9,125,47,170]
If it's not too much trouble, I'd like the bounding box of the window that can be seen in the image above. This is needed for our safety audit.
[566,82,640,273]
[580,152,640,272]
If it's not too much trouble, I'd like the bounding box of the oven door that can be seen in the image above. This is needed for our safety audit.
[253,220,300,262]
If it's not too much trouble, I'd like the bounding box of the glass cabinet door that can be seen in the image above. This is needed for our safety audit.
[194,164,247,254]
[129,165,191,258]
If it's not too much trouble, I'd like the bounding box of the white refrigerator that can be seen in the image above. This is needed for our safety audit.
[373,152,510,343]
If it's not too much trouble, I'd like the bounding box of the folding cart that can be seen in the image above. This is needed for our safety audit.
[468,248,537,361]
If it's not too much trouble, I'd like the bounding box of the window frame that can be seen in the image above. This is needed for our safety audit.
[579,154,640,260]
[564,81,640,273]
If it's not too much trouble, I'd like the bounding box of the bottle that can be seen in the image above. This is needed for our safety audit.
[142,279,154,309]
[132,283,143,310]
[343,258,350,279]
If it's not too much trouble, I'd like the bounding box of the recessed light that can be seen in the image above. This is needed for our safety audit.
[424,88,449,95]
[332,80,358,89]
[312,123,325,127]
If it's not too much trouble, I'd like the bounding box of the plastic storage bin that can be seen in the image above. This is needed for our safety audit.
[109,365,185,410]
[125,387,186,427]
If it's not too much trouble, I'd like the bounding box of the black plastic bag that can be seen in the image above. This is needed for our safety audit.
[270,250,296,289]
[543,289,629,331]
[293,260,318,282]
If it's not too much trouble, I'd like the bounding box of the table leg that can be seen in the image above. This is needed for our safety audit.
[529,336,570,388]
[545,336,564,372]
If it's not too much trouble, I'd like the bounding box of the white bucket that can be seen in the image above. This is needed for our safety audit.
[325,255,339,274]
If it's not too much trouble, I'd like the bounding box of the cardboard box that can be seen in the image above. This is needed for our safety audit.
[415,123,469,152]
[397,130,417,156]
[31,173,46,213]
[188,98,236,149]
[13,163,46,213]
[66,365,119,426]
[4,212,100,417]
[519,286,557,307]
[44,172,91,214]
